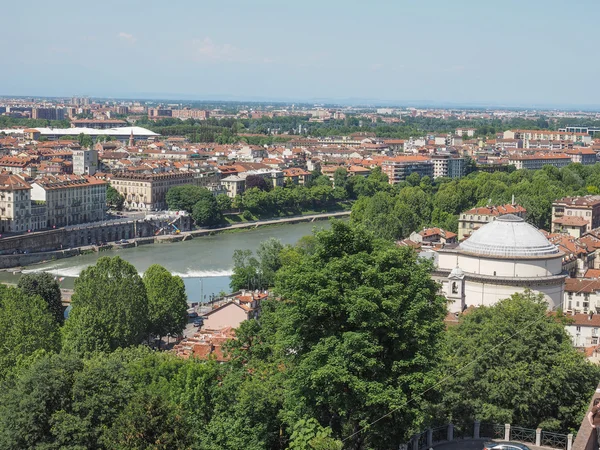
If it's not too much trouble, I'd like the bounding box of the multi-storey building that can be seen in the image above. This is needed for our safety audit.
[110,171,198,211]
[430,154,465,179]
[507,153,572,170]
[504,130,592,145]
[148,108,172,119]
[552,196,600,235]
[32,107,66,121]
[72,149,98,175]
[171,109,210,120]
[458,203,527,240]
[31,175,107,228]
[380,156,433,184]
[0,173,33,233]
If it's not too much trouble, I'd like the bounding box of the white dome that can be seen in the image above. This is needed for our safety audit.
[459,214,559,258]
[449,266,465,278]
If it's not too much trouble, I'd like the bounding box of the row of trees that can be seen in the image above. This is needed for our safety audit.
[0,222,597,447]
[351,163,600,240]
[138,112,569,143]
[0,258,189,379]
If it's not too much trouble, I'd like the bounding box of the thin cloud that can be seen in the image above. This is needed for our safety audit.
[190,37,273,64]
[117,32,136,43]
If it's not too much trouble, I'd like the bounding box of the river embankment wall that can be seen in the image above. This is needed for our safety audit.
[0,211,350,270]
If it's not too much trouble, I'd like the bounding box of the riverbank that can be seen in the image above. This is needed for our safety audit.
[0,211,350,271]
[0,220,336,302]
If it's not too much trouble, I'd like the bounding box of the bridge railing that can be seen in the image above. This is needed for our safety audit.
[405,421,573,450]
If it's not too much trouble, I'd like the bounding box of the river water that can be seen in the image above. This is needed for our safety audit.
[0,221,333,303]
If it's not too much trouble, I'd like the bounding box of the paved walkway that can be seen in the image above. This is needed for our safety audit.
[432,438,547,450]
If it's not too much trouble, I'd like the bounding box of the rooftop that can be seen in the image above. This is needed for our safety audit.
[458,214,560,258]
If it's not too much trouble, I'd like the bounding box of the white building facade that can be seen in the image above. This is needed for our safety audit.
[434,214,566,313]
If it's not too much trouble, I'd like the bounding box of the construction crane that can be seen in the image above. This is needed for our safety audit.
[154,217,181,236]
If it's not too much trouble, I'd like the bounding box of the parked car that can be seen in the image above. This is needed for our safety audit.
[193,318,203,328]
[187,311,199,319]
[483,442,531,450]
[121,240,130,244]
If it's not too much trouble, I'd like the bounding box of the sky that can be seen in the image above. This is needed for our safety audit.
[1,0,598,107]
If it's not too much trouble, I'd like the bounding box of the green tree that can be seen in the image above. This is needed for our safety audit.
[440,291,600,431]
[106,185,125,211]
[103,390,192,449]
[216,193,232,212]
[17,272,64,324]
[0,353,83,448]
[166,185,213,213]
[233,221,447,448]
[256,238,284,289]
[0,285,60,378]
[192,195,222,226]
[77,132,93,149]
[143,265,188,342]
[62,256,149,353]
[333,167,348,190]
[230,249,260,291]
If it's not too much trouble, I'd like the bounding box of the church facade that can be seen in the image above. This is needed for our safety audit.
[433,214,566,313]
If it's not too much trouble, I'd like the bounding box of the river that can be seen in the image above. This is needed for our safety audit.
[0,221,334,303]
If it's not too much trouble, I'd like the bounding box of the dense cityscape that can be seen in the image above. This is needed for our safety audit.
[4,1,600,450]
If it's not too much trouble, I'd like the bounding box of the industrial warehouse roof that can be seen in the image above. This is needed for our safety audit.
[0,126,159,137]
[459,214,560,258]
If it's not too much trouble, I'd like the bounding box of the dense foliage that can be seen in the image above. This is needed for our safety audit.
[0,223,598,447]
[17,272,64,324]
[230,237,284,290]
[143,264,188,343]
[166,185,223,226]
[351,163,600,239]
[441,291,600,433]
[62,257,149,354]
[136,113,582,143]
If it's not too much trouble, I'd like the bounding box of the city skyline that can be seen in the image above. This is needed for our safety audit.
[3,0,599,108]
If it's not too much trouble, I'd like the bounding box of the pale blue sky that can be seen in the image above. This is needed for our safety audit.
[1,0,597,106]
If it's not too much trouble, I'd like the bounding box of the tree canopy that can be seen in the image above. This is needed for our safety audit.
[0,285,60,378]
[440,291,600,432]
[62,256,149,353]
[231,221,447,448]
[143,264,188,341]
[17,272,64,324]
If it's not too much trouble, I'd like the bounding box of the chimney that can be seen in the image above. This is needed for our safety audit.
[511,194,515,205]
[590,311,594,321]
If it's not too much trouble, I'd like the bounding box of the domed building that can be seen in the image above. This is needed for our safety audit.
[434,214,566,312]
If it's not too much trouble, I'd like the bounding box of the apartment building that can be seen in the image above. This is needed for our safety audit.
[31,175,107,228]
[32,107,66,121]
[171,109,210,120]
[458,203,527,240]
[504,130,592,145]
[0,173,33,233]
[552,196,600,235]
[507,153,572,170]
[430,154,465,179]
[380,156,433,184]
[566,148,597,165]
[72,149,98,175]
[110,171,198,211]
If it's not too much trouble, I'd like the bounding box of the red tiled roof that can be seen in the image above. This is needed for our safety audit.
[565,278,600,293]
[463,204,526,216]
[552,216,589,226]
